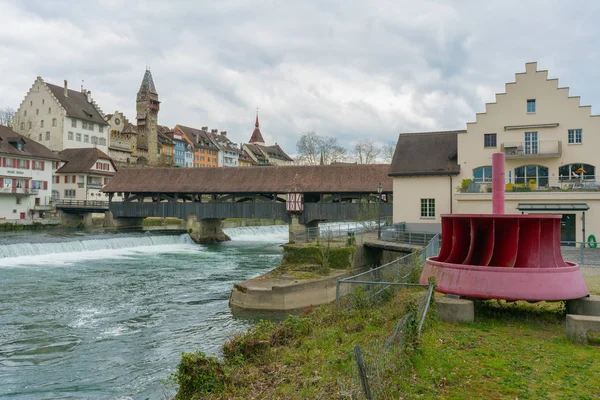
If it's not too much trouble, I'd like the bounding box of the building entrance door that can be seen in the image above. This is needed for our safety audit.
[561,214,576,246]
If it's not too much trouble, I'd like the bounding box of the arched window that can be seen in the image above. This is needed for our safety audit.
[558,164,595,181]
[473,166,492,183]
[514,165,549,187]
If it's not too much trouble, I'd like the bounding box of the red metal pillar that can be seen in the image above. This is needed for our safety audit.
[492,153,505,214]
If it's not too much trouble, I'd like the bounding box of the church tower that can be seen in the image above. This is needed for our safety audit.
[135,69,160,164]
[248,112,265,145]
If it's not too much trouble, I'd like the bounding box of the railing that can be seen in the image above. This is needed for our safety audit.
[55,199,109,209]
[0,187,38,195]
[379,226,438,246]
[457,177,600,193]
[292,217,394,242]
[86,182,103,189]
[501,140,562,158]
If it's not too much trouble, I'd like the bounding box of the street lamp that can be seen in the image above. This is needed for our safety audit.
[377,182,383,239]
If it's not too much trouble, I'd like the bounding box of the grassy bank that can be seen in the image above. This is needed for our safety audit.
[0,221,60,231]
[168,285,599,399]
[143,217,183,226]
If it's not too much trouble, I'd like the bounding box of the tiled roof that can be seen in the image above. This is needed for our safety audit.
[45,83,108,125]
[388,130,464,176]
[0,125,59,160]
[103,164,393,193]
[249,114,265,143]
[56,148,116,174]
[261,143,293,162]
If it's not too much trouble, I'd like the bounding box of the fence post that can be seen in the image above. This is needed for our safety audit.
[336,280,341,310]
[580,243,585,266]
[354,345,373,400]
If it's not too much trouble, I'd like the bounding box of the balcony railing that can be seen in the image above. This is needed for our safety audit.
[457,176,600,193]
[0,187,38,195]
[501,140,562,158]
[86,182,103,189]
[54,200,109,209]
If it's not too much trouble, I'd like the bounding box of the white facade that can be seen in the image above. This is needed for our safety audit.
[53,155,117,202]
[392,62,600,243]
[0,156,56,221]
[14,77,109,154]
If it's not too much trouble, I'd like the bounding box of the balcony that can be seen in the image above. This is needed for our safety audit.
[457,177,600,194]
[501,140,562,158]
[0,187,38,195]
[87,182,103,189]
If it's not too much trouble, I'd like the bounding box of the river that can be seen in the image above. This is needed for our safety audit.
[0,226,289,399]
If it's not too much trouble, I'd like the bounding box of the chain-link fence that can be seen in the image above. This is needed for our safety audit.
[561,242,600,266]
[335,235,440,311]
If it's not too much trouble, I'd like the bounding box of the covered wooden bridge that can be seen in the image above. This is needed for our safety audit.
[101,164,393,242]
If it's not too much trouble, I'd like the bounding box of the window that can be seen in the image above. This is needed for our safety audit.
[91,136,98,144]
[568,129,583,144]
[52,118,57,127]
[20,122,24,130]
[527,99,536,113]
[559,164,595,181]
[84,134,89,143]
[524,132,538,155]
[45,132,50,140]
[28,121,32,129]
[420,199,435,218]
[30,100,32,106]
[36,109,39,115]
[48,107,51,113]
[64,189,76,198]
[39,133,42,141]
[71,119,77,128]
[99,138,106,146]
[99,125,104,133]
[24,110,27,117]
[40,120,44,128]
[514,165,549,187]
[76,133,82,142]
[484,133,497,148]
[42,99,45,105]
[68,131,73,140]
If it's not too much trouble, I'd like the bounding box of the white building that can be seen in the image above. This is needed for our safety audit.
[390,62,600,245]
[53,148,117,202]
[14,77,109,154]
[0,126,58,221]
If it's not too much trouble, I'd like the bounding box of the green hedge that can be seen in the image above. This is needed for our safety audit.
[282,244,355,269]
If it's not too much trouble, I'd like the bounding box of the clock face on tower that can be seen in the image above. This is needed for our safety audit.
[115,118,121,125]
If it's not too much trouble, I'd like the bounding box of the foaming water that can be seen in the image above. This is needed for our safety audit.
[224,225,288,242]
[0,229,285,399]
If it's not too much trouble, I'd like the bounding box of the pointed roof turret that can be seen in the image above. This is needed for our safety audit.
[249,111,265,145]
[137,69,157,100]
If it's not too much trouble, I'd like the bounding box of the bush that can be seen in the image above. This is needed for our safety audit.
[171,351,228,399]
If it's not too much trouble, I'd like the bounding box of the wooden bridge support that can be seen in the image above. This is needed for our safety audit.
[186,214,231,244]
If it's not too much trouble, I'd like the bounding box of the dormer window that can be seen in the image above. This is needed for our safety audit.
[527,99,536,113]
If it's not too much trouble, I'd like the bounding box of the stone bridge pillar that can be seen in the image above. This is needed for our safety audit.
[289,216,319,243]
[186,213,230,244]
[60,212,93,228]
[103,211,144,229]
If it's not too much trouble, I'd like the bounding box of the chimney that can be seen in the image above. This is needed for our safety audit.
[64,80,68,98]
[211,129,218,134]
[87,91,92,102]
[221,131,227,137]
[201,126,208,132]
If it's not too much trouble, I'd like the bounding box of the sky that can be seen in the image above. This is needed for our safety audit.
[1,0,600,157]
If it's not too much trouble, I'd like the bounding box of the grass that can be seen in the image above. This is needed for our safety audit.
[143,217,183,226]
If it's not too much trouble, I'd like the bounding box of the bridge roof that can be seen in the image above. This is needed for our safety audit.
[102,164,393,194]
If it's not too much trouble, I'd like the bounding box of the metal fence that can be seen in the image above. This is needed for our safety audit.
[561,242,600,266]
[336,234,440,311]
[292,218,393,242]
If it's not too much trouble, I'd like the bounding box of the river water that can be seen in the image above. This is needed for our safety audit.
[0,226,289,399]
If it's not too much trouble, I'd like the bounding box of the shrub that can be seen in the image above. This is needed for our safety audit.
[222,320,274,362]
[171,351,228,399]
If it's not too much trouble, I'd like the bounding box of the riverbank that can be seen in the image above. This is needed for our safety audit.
[170,272,600,399]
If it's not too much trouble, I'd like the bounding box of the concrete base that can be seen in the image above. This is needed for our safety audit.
[435,295,475,323]
[567,295,600,317]
[187,216,230,244]
[230,269,358,311]
[61,212,93,228]
[103,212,144,229]
[566,314,600,344]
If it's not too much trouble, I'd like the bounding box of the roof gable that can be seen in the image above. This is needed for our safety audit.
[0,125,59,160]
[56,148,116,174]
[45,82,107,125]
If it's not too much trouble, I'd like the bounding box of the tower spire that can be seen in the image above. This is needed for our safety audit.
[255,109,259,128]
[249,109,265,145]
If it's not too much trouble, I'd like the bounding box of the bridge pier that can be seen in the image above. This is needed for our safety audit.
[186,214,230,244]
[289,216,319,243]
[103,211,144,229]
[61,212,93,228]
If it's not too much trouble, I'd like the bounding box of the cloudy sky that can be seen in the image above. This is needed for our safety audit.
[1,0,599,156]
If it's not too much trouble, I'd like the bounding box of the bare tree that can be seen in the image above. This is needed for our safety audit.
[296,132,346,165]
[0,107,15,129]
[381,141,396,163]
[353,140,381,164]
